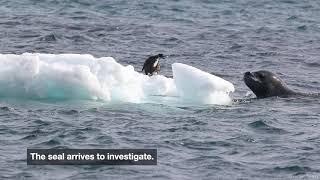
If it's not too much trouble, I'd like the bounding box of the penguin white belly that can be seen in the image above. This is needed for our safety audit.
[153,59,159,68]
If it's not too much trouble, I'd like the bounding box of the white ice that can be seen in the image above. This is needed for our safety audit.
[0,53,234,105]
[172,63,234,105]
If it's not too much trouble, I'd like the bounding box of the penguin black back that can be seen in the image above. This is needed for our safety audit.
[142,54,165,76]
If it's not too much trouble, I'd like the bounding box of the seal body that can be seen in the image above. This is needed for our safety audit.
[142,54,165,76]
[243,70,296,98]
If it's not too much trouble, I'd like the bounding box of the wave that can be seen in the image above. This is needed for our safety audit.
[0,53,234,105]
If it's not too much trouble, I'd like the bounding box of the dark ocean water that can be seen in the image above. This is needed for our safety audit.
[0,0,320,179]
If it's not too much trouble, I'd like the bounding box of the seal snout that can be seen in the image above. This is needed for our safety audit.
[244,71,251,77]
[244,71,253,80]
[243,71,259,85]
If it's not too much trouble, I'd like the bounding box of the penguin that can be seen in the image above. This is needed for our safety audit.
[141,54,165,76]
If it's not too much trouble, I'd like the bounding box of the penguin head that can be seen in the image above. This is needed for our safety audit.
[157,54,165,59]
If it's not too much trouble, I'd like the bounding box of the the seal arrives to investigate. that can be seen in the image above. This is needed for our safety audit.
[142,54,165,76]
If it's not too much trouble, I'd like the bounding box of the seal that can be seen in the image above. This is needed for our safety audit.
[142,54,165,76]
[243,70,296,98]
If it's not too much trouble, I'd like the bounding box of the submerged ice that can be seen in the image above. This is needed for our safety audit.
[0,53,234,105]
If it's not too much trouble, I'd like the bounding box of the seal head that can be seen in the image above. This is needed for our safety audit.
[243,70,295,98]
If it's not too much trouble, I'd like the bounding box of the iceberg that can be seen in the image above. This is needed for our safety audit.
[0,53,234,105]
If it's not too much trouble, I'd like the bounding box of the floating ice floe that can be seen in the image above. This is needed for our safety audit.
[0,53,234,105]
